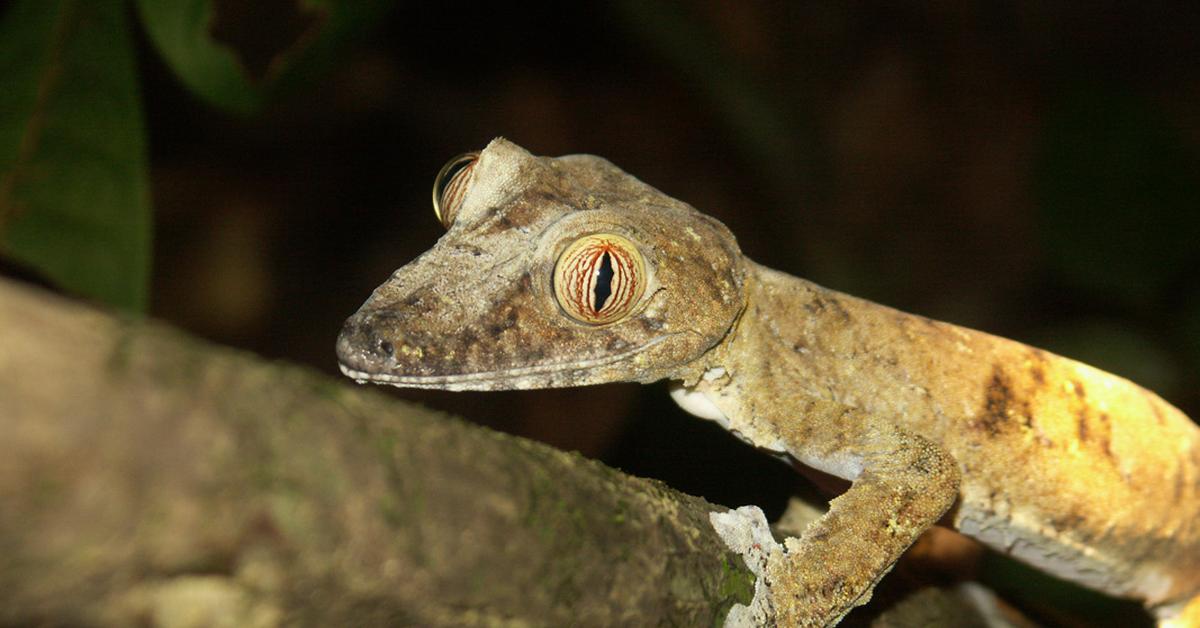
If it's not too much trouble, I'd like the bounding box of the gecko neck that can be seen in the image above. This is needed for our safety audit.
[667,261,831,453]
[700,261,833,395]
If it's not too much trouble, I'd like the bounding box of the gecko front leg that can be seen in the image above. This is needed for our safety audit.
[700,390,961,626]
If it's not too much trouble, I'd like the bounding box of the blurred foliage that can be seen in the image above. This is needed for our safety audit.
[136,0,268,115]
[0,0,390,310]
[0,1,149,310]
[136,0,391,115]
[612,0,818,204]
[1035,86,1200,307]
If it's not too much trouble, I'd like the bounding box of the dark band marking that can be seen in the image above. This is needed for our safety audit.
[978,368,1014,435]
[976,365,1034,437]
[1024,348,1050,388]
[803,293,852,323]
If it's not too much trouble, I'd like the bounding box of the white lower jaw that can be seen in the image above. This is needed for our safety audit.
[337,334,674,391]
[337,362,549,391]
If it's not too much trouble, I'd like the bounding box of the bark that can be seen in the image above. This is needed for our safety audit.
[0,278,1017,627]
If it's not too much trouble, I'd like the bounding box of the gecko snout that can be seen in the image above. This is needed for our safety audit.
[335,314,398,375]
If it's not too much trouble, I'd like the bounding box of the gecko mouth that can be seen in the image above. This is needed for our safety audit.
[337,334,674,391]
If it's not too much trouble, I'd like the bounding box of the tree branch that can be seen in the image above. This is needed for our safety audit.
[0,278,1031,627]
[0,278,752,626]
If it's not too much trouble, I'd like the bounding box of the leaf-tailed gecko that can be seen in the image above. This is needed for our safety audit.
[336,139,1200,627]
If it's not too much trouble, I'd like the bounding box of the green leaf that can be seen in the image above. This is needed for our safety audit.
[135,0,266,115]
[0,1,151,312]
[136,0,393,116]
[272,0,395,94]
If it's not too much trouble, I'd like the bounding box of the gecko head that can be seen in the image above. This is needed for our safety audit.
[336,138,746,391]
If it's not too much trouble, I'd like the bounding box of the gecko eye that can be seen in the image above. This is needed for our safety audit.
[432,151,480,229]
[553,233,647,326]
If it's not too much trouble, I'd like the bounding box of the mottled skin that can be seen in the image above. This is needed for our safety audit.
[337,139,1200,626]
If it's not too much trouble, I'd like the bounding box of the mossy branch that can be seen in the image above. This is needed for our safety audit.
[0,277,1024,627]
[0,278,751,626]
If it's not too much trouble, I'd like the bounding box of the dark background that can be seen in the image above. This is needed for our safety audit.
[38,2,1200,625]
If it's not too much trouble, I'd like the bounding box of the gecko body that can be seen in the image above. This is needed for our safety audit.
[337,139,1200,626]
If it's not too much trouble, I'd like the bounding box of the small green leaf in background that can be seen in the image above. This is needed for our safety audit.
[1034,86,1200,306]
[135,0,311,115]
[0,1,151,312]
[136,0,393,116]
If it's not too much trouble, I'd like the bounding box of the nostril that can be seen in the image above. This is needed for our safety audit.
[377,339,394,357]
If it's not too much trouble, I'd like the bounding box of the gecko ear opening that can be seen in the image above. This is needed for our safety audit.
[431,151,480,229]
[553,233,647,326]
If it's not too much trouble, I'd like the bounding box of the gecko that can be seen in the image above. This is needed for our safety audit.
[335,138,1200,627]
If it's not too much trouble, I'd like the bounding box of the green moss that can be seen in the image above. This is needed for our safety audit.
[29,475,64,509]
[717,555,755,607]
[378,494,407,527]
[309,377,345,401]
[371,428,400,459]
[612,499,629,525]
[104,320,139,374]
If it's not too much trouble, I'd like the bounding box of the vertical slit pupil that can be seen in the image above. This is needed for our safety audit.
[593,252,614,312]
